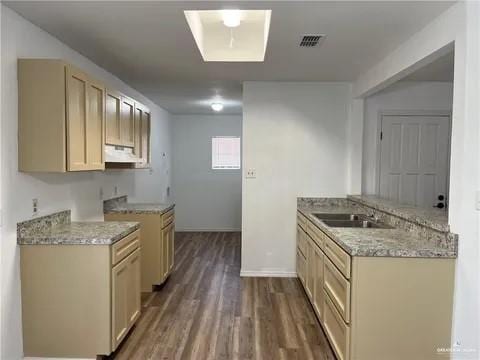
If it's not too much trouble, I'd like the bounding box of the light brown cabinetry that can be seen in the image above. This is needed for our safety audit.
[19,59,153,171]
[105,208,175,292]
[133,103,151,168]
[162,221,175,276]
[20,230,141,358]
[121,96,135,147]
[19,59,105,172]
[312,245,324,320]
[106,90,122,145]
[296,211,455,360]
[112,248,141,349]
[105,92,135,148]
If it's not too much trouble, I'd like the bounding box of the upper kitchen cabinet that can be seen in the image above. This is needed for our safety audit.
[133,103,151,168]
[106,91,135,148]
[18,59,105,172]
[120,96,135,148]
[105,90,122,146]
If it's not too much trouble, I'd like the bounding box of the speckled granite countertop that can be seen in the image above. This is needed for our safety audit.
[104,203,174,215]
[298,203,457,258]
[347,195,448,232]
[103,195,174,215]
[17,210,139,245]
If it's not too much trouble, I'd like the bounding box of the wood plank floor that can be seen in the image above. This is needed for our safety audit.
[110,232,335,360]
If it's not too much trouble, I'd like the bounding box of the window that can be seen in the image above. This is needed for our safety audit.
[212,136,241,169]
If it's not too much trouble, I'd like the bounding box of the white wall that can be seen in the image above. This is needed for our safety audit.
[171,114,242,231]
[242,82,352,276]
[1,6,172,359]
[352,2,480,355]
[362,81,453,194]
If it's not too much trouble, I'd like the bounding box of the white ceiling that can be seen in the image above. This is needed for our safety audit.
[5,1,455,114]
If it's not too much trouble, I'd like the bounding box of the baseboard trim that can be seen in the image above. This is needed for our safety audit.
[240,270,297,278]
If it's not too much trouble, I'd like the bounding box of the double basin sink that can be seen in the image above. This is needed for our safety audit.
[313,213,392,229]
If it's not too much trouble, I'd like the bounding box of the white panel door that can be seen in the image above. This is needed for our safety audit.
[379,115,450,209]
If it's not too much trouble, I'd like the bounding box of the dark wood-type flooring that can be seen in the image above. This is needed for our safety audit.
[111,232,335,360]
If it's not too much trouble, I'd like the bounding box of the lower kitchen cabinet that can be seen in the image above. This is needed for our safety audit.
[296,222,307,285]
[296,211,455,360]
[305,239,315,299]
[312,245,324,321]
[162,221,175,277]
[112,247,141,350]
[105,208,175,292]
[20,230,141,358]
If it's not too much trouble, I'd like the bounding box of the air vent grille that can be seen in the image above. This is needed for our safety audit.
[300,34,325,47]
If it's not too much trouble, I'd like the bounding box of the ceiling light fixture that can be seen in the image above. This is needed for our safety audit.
[222,10,241,28]
[211,103,224,112]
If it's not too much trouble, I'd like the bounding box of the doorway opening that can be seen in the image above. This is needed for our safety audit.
[363,50,454,210]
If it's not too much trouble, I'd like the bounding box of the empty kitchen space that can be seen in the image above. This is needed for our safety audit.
[1,1,479,360]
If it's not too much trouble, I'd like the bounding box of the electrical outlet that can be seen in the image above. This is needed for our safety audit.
[32,198,38,216]
[246,169,256,179]
[99,187,104,200]
[114,186,118,196]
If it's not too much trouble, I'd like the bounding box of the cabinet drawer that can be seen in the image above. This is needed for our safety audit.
[324,256,351,323]
[324,236,351,279]
[297,226,307,257]
[324,292,350,360]
[297,211,307,230]
[296,250,306,286]
[111,230,140,266]
[306,221,325,250]
[161,209,175,228]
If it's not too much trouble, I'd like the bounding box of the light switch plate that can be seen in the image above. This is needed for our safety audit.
[246,169,256,179]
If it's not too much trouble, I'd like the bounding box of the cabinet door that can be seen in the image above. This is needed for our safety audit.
[305,239,314,300]
[120,96,135,147]
[296,250,306,285]
[133,104,151,168]
[112,255,129,350]
[66,66,89,171]
[112,248,141,351]
[161,225,169,280]
[86,79,105,170]
[133,105,143,159]
[168,222,174,272]
[312,246,324,320]
[66,66,105,171]
[106,90,122,145]
[126,248,141,327]
[141,111,151,165]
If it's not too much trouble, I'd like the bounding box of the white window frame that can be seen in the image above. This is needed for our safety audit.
[211,136,241,170]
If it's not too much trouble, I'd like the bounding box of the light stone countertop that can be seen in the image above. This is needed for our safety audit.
[103,195,174,215]
[298,204,457,258]
[17,210,140,245]
[347,194,448,232]
[103,203,175,215]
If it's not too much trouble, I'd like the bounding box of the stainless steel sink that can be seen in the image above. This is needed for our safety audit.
[321,219,392,229]
[313,213,363,221]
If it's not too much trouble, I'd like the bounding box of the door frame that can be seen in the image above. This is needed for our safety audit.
[375,109,453,202]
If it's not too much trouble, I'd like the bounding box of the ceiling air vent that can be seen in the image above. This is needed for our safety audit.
[300,34,325,47]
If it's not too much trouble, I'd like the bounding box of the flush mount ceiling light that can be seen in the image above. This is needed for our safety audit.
[184,9,272,62]
[211,103,224,112]
[222,10,241,28]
